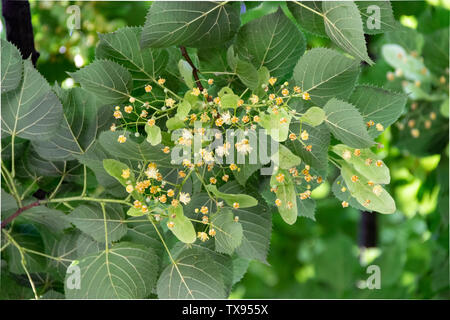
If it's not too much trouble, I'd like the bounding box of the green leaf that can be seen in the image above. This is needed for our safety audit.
[145,123,162,146]
[385,23,424,54]
[157,247,228,299]
[5,230,46,274]
[271,144,301,170]
[1,60,63,141]
[220,93,241,110]
[332,175,368,211]
[178,60,195,88]
[285,122,330,177]
[356,1,396,35]
[31,87,98,161]
[69,60,133,105]
[235,59,259,91]
[349,85,407,138]
[176,100,191,119]
[168,205,196,244]
[166,116,186,131]
[16,206,71,240]
[212,208,243,255]
[259,108,291,142]
[423,27,449,76]
[332,144,390,184]
[323,98,374,148]
[301,106,326,127]
[65,242,159,299]
[236,8,306,80]
[382,44,432,82]
[341,162,396,214]
[141,1,240,48]
[293,48,360,106]
[121,217,164,258]
[233,162,262,186]
[98,131,172,165]
[66,203,128,243]
[287,1,327,37]
[96,27,168,87]
[322,1,373,65]
[205,184,258,208]
[218,182,271,263]
[1,189,17,215]
[1,39,23,93]
[271,169,297,225]
[103,159,135,186]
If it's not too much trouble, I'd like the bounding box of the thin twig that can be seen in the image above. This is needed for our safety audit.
[179,46,212,102]
[1,200,40,228]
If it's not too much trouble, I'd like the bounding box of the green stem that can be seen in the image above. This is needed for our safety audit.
[2,230,39,299]
[1,161,22,207]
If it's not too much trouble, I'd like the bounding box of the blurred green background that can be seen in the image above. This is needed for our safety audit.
[1,0,448,299]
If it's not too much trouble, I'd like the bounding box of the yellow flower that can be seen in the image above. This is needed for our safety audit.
[126,184,134,193]
[165,98,175,107]
[302,92,310,100]
[231,116,239,124]
[342,201,349,208]
[249,94,259,104]
[140,110,148,118]
[253,115,260,122]
[162,146,170,154]
[208,78,214,85]
[208,228,216,237]
[145,85,152,92]
[178,170,186,178]
[171,199,179,207]
[237,99,244,107]
[341,187,347,192]
[157,78,166,85]
[159,195,167,203]
[167,189,175,197]
[202,215,209,224]
[281,88,289,96]
[197,232,209,242]
[214,97,221,105]
[192,87,201,96]
[118,135,127,143]
[113,110,122,119]
[121,168,130,179]
[268,77,277,86]
[129,97,136,103]
[210,177,217,184]
[110,124,116,132]
[215,118,224,127]
[200,206,209,214]
[354,149,361,156]
[373,185,383,196]
[124,105,133,113]
[233,202,240,209]
[289,133,297,141]
[304,145,312,152]
[222,174,229,182]
[141,205,148,213]
[351,175,359,182]
[167,221,175,229]
[300,130,309,141]
[133,200,142,209]
[275,97,283,105]
[147,119,156,126]
[366,120,375,128]
[276,173,285,183]
[375,160,383,167]
[293,86,301,93]
[229,163,238,171]
[275,199,282,207]
[376,123,384,132]
[242,115,250,123]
